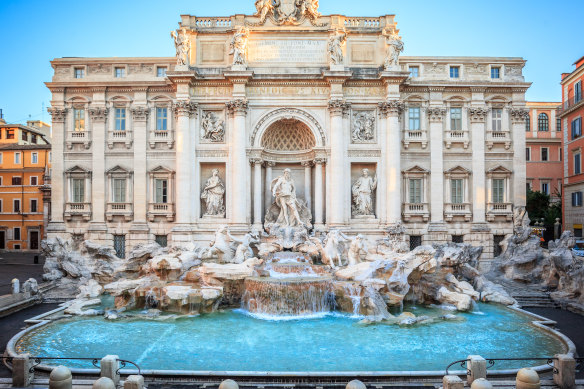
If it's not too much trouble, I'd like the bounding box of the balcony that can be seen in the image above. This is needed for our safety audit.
[486,202,513,221]
[106,202,133,221]
[402,203,429,222]
[403,130,428,149]
[149,130,174,149]
[444,130,469,149]
[486,131,511,150]
[444,203,472,222]
[148,202,175,222]
[107,130,132,149]
[66,130,91,150]
[558,95,584,117]
[64,202,92,221]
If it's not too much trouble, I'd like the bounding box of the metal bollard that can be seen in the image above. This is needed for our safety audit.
[11,278,20,294]
[49,366,72,389]
[34,255,39,264]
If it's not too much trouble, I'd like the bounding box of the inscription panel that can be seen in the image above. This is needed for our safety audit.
[247,86,329,96]
[191,86,232,97]
[248,39,327,64]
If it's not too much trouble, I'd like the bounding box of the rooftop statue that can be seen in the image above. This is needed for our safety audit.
[384,29,404,70]
[230,27,249,67]
[170,28,190,66]
[328,31,347,66]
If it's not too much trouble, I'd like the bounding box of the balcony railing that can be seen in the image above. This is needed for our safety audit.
[149,130,174,149]
[148,202,175,222]
[106,202,133,221]
[403,130,428,149]
[66,130,91,150]
[486,130,511,150]
[444,130,469,149]
[444,203,472,222]
[402,202,429,222]
[192,17,233,30]
[64,202,92,221]
[558,95,584,115]
[486,202,513,221]
[107,130,133,149]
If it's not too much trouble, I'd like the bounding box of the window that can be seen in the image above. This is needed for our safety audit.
[112,178,126,203]
[0,153,2,164]
[575,152,581,175]
[14,152,21,164]
[156,108,168,131]
[492,109,503,131]
[451,179,463,204]
[572,192,583,207]
[115,108,126,131]
[72,178,85,203]
[557,118,562,132]
[6,130,14,139]
[13,199,20,213]
[12,176,22,186]
[30,176,38,186]
[0,177,2,186]
[541,147,548,162]
[30,199,38,213]
[31,152,38,164]
[22,131,27,141]
[491,67,500,79]
[409,107,420,130]
[73,108,85,131]
[14,227,21,241]
[541,182,550,195]
[538,113,549,131]
[115,67,126,78]
[526,182,532,192]
[526,148,531,161]
[493,235,505,257]
[571,117,582,139]
[525,115,530,132]
[410,236,422,250]
[114,235,126,259]
[409,179,422,204]
[0,199,2,212]
[156,67,167,77]
[575,81,582,103]
[449,66,460,78]
[31,134,37,143]
[450,107,462,131]
[74,68,85,78]
[492,178,505,203]
[560,147,562,161]
[452,235,464,244]
[409,66,419,78]
[155,179,168,203]
[155,235,168,247]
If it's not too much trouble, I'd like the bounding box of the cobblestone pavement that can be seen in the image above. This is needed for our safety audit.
[0,253,45,295]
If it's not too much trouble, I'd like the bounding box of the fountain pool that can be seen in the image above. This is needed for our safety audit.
[13,304,568,374]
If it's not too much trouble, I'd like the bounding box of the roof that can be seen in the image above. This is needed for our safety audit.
[0,144,51,151]
[0,123,50,137]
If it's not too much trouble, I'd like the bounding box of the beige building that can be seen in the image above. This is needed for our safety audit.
[46,1,530,264]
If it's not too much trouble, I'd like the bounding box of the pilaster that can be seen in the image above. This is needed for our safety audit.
[510,107,529,207]
[227,98,250,227]
[46,107,68,235]
[327,99,350,226]
[379,100,404,224]
[87,106,109,238]
[469,106,489,225]
[427,106,446,226]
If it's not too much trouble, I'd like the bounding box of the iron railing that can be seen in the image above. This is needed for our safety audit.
[1,356,140,375]
[558,96,584,115]
[445,357,558,375]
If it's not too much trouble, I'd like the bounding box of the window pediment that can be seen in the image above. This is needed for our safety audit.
[487,165,512,177]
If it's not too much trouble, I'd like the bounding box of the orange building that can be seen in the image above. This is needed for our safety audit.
[525,102,563,200]
[0,116,51,251]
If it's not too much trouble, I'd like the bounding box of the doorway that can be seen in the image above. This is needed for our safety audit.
[29,230,39,250]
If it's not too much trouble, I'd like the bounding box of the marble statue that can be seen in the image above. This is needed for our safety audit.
[230,27,249,67]
[171,28,190,66]
[297,0,320,21]
[323,229,348,269]
[352,111,375,142]
[255,0,274,23]
[347,234,368,266]
[327,31,346,66]
[351,169,377,217]
[206,225,237,263]
[271,168,303,227]
[201,169,225,217]
[200,112,225,142]
[233,232,260,264]
[384,29,404,70]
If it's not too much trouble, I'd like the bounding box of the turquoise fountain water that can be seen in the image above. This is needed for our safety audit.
[15,304,564,372]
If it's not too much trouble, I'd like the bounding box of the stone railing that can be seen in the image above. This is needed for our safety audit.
[343,17,382,28]
[149,130,174,149]
[66,130,91,150]
[64,202,92,221]
[192,17,233,30]
[106,203,133,221]
[403,130,428,149]
[402,202,429,222]
[107,130,133,149]
[147,203,175,222]
[486,130,511,150]
[444,203,472,222]
[486,202,513,221]
[444,129,469,149]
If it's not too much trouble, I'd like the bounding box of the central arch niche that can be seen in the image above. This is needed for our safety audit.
[261,119,316,153]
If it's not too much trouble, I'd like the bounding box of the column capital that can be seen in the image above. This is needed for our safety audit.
[378,100,404,117]
[327,99,351,116]
[88,106,109,122]
[509,107,529,124]
[468,107,489,123]
[426,106,446,122]
[301,161,313,168]
[131,106,150,121]
[226,99,249,116]
[250,158,263,165]
[173,100,198,118]
[264,161,276,168]
[47,107,68,123]
[314,157,327,164]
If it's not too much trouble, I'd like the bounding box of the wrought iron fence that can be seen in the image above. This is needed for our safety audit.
[1,356,140,375]
[445,357,558,375]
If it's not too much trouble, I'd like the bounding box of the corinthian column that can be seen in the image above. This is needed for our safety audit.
[226,99,249,226]
[314,158,325,227]
[511,107,528,207]
[302,161,313,210]
[470,107,489,224]
[47,107,67,234]
[327,100,350,226]
[88,107,108,229]
[131,106,149,224]
[173,100,197,229]
[264,161,275,214]
[427,107,446,224]
[251,158,263,229]
[379,100,403,224]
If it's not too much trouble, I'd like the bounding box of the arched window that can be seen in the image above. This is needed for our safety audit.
[538,113,549,132]
[525,115,531,132]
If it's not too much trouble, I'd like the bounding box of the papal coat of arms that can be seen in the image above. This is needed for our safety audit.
[253,0,321,26]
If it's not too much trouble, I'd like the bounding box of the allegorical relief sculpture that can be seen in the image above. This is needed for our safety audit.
[201,169,226,217]
[171,28,190,66]
[230,26,249,67]
[384,29,403,70]
[200,112,225,142]
[328,31,347,66]
[352,168,377,217]
[351,111,375,143]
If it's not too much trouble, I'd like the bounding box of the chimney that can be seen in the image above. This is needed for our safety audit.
[0,109,5,124]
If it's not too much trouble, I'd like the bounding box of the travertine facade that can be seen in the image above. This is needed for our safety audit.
[46,1,530,264]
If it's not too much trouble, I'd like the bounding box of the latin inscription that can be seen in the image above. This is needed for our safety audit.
[344,86,385,97]
[191,86,232,97]
[247,86,329,96]
[248,39,327,64]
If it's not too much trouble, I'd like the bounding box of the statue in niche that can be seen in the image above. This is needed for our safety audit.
[255,0,274,24]
[200,112,225,142]
[271,168,304,227]
[201,169,226,217]
[352,168,377,217]
[384,29,404,70]
[327,31,346,66]
[230,27,249,67]
[352,112,375,142]
[171,28,190,66]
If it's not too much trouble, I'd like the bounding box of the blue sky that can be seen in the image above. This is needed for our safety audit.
[0,0,582,125]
